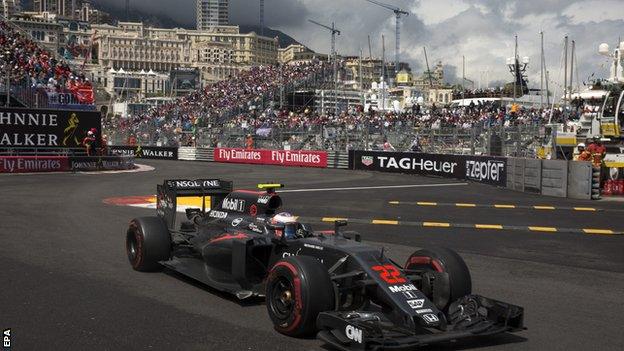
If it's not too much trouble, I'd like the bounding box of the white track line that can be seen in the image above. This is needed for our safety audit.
[79,163,155,175]
[278,183,468,193]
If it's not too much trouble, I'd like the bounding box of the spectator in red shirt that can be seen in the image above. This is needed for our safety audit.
[82,130,96,156]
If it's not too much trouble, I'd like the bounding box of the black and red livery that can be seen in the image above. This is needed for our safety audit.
[126,179,524,350]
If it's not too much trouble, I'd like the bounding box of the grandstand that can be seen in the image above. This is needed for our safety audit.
[0,16,95,110]
[0,15,571,159]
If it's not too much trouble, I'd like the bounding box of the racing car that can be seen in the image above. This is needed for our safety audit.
[125,179,524,350]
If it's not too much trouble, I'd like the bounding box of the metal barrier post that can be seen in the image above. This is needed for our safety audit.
[470,128,476,155]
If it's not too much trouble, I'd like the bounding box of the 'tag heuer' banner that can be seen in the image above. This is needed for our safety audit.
[0,156,69,173]
[214,148,328,168]
[350,150,506,186]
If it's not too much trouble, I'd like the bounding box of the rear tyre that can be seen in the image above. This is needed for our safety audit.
[405,247,471,311]
[126,217,171,272]
[266,256,334,337]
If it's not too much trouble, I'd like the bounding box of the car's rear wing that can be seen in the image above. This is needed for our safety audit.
[157,179,233,230]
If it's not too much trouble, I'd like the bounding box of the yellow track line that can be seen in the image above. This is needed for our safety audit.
[475,224,504,230]
[423,222,451,227]
[583,229,615,235]
[529,226,558,232]
[322,217,348,222]
[389,202,602,213]
[372,219,399,225]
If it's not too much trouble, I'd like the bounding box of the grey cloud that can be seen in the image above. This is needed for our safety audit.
[95,0,309,27]
[91,0,624,85]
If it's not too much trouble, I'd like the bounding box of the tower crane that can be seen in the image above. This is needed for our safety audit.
[308,19,341,114]
[308,20,341,59]
[365,0,409,73]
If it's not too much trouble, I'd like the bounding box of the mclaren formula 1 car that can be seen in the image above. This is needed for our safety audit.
[125,179,524,350]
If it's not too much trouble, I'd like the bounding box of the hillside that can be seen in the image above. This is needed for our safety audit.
[90,2,303,48]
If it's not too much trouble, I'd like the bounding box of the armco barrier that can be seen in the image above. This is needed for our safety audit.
[109,146,178,160]
[507,157,541,193]
[127,146,598,199]
[0,154,135,173]
[213,148,328,168]
[178,147,200,161]
[541,159,568,198]
[176,147,348,169]
[0,155,69,173]
[349,150,507,186]
[523,158,542,194]
[568,162,594,200]
[69,155,135,172]
[505,157,594,199]
[506,158,523,191]
[330,151,349,169]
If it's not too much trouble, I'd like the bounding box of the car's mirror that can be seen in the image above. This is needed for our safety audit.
[186,208,202,221]
[335,220,348,228]
[334,220,348,236]
[299,223,313,237]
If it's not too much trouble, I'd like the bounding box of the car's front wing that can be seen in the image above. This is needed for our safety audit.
[317,294,524,350]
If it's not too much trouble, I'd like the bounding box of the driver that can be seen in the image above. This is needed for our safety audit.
[269,212,301,239]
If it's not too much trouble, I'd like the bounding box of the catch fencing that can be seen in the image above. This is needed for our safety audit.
[108,123,545,158]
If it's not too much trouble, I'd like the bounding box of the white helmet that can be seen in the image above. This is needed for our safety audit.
[270,212,299,238]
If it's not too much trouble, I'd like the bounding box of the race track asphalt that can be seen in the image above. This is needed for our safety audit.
[1,160,623,351]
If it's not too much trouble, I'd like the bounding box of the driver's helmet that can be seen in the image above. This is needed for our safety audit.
[270,212,299,239]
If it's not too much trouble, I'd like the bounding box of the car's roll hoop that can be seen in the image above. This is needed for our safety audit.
[257,183,284,193]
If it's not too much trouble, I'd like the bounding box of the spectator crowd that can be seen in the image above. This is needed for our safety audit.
[221,99,564,137]
[0,19,94,104]
[104,61,330,145]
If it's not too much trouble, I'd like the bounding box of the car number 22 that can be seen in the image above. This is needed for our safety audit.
[371,264,406,284]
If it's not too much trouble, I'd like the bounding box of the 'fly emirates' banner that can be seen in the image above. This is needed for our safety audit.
[213,148,328,168]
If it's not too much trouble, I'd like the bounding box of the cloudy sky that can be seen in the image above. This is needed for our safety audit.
[97,0,624,88]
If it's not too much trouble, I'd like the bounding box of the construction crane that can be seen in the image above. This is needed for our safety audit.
[308,20,341,59]
[423,46,433,88]
[308,19,341,114]
[260,0,265,36]
[365,0,409,73]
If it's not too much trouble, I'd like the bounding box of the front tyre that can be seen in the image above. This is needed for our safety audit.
[405,247,471,311]
[266,256,334,337]
[126,217,171,272]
